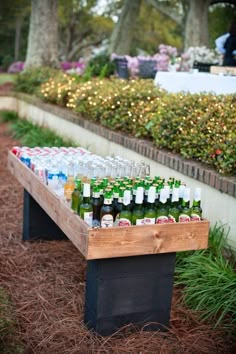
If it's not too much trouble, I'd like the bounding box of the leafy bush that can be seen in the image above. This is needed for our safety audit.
[175,224,236,331]
[84,52,115,78]
[21,75,236,175]
[14,66,63,94]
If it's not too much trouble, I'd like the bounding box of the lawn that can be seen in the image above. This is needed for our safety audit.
[0,73,16,85]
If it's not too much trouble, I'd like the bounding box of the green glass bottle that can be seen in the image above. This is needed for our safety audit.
[156,188,169,224]
[131,187,144,225]
[168,187,180,223]
[112,183,120,215]
[144,186,156,225]
[179,187,191,222]
[114,187,125,226]
[190,188,202,221]
[118,190,132,226]
[79,183,93,226]
[92,185,101,227]
[71,178,82,213]
[100,190,114,228]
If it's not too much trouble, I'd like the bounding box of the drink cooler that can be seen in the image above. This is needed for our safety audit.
[8,151,209,336]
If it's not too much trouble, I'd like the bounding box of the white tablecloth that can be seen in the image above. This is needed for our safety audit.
[154,72,236,95]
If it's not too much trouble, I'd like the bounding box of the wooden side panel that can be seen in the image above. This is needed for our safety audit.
[8,151,89,257]
[87,221,209,259]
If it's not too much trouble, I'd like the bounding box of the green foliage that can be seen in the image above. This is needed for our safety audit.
[14,67,63,94]
[175,224,236,332]
[38,76,236,175]
[0,110,18,122]
[84,53,115,78]
[8,117,76,147]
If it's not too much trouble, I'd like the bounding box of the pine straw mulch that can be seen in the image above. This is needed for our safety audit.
[0,104,234,353]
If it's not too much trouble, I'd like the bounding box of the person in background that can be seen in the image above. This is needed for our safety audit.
[223,22,236,66]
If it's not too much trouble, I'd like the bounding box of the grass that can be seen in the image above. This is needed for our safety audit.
[0,110,76,147]
[0,73,16,85]
[175,224,236,333]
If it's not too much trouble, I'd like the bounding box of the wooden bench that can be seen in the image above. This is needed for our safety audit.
[8,151,209,335]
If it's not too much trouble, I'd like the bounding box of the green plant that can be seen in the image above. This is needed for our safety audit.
[84,52,115,78]
[175,224,236,331]
[14,66,63,94]
[1,111,76,147]
[0,110,18,122]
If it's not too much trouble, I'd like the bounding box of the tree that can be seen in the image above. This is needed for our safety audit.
[184,0,211,49]
[24,0,59,69]
[108,0,142,55]
[58,0,113,60]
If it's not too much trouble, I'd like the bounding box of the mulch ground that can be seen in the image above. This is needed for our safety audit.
[0,84,234,353]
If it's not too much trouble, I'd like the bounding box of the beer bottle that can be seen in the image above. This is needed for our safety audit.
[131,187,144,225]
[156,188,169,224]
[143,181,152,208]
[79,183,93,226]
[178,182,186,209]
[64,162,75,203]
[100,190,114,228]
[92,185,102,227]
[190,188,202,221]
[71,178,82,213]
[114,187,125,225]
[179,187,191,222]
[168,187,180,223]
[144,186,156,225]
[112,183,120,214]
[118,190,132,226]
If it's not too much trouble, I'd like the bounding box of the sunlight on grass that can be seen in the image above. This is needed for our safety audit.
[0,74,16,85]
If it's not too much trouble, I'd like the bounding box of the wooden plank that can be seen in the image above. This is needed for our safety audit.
[87,221,209,259]
[210,66,236,76]
[8,151,89,257]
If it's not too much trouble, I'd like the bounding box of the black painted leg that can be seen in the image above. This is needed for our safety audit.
[84,252,176,336]
[23,189,67,241]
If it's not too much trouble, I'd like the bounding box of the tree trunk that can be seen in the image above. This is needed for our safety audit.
[25,0,59,69]
[15,16,23,61]
[108,0,142,55]
[184,0,211,50]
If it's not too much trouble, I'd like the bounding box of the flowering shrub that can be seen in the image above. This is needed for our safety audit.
[38,76,236,175]
[60,61,86,75]
[7,61,25,73]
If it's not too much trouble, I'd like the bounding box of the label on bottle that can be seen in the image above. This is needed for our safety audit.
[101,214,113,228]
[179,214,190,222]
[168,215,177,223]
[190,213,201,221]
[156,216,169,224]
[144,217,155,225]
[118,218,131,227]
[84,211,93,227]
[136,218,145,225]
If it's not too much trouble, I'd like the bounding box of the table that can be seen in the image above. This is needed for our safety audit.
[154,72,236,94]
[8,151,209,336]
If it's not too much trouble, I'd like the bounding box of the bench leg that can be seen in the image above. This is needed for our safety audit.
[84,252,176,336]
[23,189,67,241]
